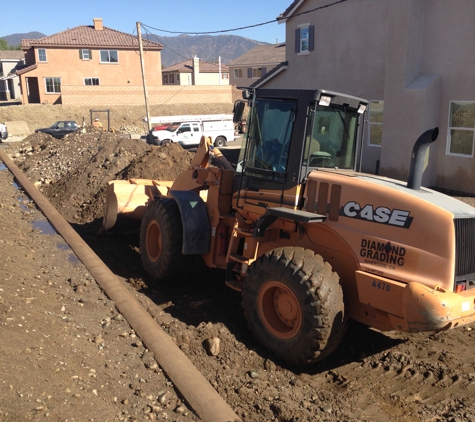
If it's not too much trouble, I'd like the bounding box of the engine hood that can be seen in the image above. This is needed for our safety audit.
[312,169,475,219]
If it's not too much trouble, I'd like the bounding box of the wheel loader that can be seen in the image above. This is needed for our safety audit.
[103,88,475,366]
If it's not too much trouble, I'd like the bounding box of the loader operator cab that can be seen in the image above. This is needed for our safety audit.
[233,88,368,209]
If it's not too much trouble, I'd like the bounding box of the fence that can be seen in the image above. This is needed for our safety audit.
[61,85,234,107]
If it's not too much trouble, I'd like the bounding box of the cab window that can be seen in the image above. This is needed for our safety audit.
[243,99,296,175]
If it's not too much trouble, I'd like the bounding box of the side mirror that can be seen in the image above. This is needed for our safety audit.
[233,100,245,123]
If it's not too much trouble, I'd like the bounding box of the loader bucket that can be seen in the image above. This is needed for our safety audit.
[102,179,172,232]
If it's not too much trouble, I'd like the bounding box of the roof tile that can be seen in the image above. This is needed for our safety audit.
[228,43,286,66]
[21,25,162,50]
[0,50,25,60]
[16,63,38,75]
[163,58,229,73]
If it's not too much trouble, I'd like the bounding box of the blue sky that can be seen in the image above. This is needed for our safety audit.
[2,0,290,44]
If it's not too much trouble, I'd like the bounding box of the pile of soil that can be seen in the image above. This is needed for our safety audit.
[2,130,475,421]
[7,129,194,226]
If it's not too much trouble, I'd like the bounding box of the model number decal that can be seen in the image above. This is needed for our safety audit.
[340,201,413,228]
[372,280,391,292]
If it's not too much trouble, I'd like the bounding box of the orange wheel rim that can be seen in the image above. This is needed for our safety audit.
[146,220,162,263]
[257,280,302,340]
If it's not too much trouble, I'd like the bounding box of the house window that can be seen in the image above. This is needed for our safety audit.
[163,74,168,84]
[38,49,47,62]
[295,25,314,54]
[45,77,61,93]
[447,101,475,157]
[252,68,262,78]
[169,74,175,84]
[222,73,229,80]
[234,69,242,79]
[368,101,383,146]
[80,49,92,60]
[84,78,100,86]
[100,50,118,63]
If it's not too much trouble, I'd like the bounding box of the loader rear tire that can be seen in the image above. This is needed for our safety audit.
[140,198,189,282]
[242,247,347,366]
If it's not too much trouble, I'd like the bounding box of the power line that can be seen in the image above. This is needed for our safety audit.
[140,0,348,36]
[141,26,189,61]
[142,25,227,70]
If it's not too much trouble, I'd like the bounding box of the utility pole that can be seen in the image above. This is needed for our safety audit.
[137,22,152,141]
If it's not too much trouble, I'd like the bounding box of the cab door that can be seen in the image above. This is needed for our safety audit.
[191,122,201,144]
[176,123,192,144]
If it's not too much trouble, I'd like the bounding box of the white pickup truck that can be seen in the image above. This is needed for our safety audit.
[148,114,236,147]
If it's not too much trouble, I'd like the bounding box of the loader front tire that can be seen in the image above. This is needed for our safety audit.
[140,198,189,282]
[242,247,347,366]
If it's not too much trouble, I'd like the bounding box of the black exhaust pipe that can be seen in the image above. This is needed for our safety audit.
[407,127,439,190]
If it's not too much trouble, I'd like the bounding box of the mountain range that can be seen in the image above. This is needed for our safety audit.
[1,31,267,68]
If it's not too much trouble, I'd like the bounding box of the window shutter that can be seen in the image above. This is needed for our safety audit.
[261,67,267,75]
[79,50,83,59]
[309,25,315,52]
[247,68,252,78]
[295,28,300,52]
[88,49,92,59]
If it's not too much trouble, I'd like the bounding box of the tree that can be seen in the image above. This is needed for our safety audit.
[0,38,21,50]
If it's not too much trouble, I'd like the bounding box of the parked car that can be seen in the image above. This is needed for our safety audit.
[152,123,170,131]
[35,121,78,139]
[0,123,7,142]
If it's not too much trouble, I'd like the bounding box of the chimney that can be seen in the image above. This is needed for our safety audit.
[193,55,200,85]
[93,18,103,31]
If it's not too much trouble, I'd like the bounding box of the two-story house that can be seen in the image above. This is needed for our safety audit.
[228,43,286,88]
[16,18,163,105]
[0,50,25,100]
[256,0,475,195]
[162,56,229,86]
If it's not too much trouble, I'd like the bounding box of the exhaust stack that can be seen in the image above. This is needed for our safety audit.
[407,127,439,190]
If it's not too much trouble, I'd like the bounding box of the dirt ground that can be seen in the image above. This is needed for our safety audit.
[1,109,475,421]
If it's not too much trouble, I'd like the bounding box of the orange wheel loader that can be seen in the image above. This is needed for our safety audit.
[103,88,475,366]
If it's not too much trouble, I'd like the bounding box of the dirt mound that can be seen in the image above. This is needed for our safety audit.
[5,128,193,225]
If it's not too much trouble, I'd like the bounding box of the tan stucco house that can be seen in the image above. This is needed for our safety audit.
[162,56,229,86]
[228,43,286,88]
[16,18,163,105]
[258,0,475,195]
[0,50,25,100]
